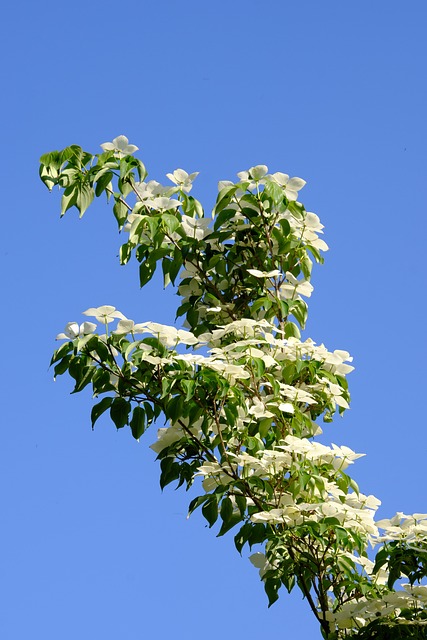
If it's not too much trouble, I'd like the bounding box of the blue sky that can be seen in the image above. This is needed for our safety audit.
[1,1,426,638]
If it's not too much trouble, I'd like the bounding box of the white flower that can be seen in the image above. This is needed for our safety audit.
[134,180,175,202]
[181,215,211,240]
[56,321,97,340]
[249,552,276,578]
[302,228,329,252]
[112,319,147,335]
[279,402,295,414]
[247,268,281,278]
[249,398,274,418]
[100,135,139,157]
[237,165,268,189]
[149,196,182,211]
[331,444,365,464]
[82,305,126,324]
[268,172,306,201]
[249,165,269,181]
[166,169,199,193]
[280,272,314,299]
[305,211,324,231]
[150,422,187,454]
[137,321,199,347]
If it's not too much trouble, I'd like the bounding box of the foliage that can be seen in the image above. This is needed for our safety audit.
[41,136,427,638]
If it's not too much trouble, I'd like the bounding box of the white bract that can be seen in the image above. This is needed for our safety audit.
[56,321,97,340]
[247,268,281,278]
[280,271,314,299]
[83,305,126,324]
[166,168,199,192]
[148,196,182,211]
[100,135,138,157]
[267,172,306,200]
[181,215,211,240]
[134,180,175,202]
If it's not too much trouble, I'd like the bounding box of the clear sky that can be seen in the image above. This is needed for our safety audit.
[1,1,426,638]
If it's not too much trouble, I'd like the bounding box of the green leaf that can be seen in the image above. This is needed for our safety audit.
[180,379,195,402]
[92,368,114,395]
[284,321,301,339]
[251,296,272,314]
[258,418,272,439]
[202,495,219,527]
[95,171,113,197]
[160,457,180,490]
[248,523,267,548]
[337,555,356,574]
[70,365,94,393]
[187,495,209,517]
[110,397,131,429]
[120,243,132,265]
[39,155,61,190]
[50,341,73,366]
[278,218,291,236]
[113,198,128,228]
[162,257,171,288]
[220,496,233,524]
[61,184,79,216]
[169,248,183,284]
[91,396,113,428]
[60,180,94,218]
[139,260,156,287]
[287,200,305,220]
[264,179,284,205]
[214,186,238,215]
[162,213,180,235]
[289,298,308,328]
[53,355,72,378]
[234,522,252,553]
[76,183,95,217]
[251,357,265,378]
[217,511,242,537]
[130,405,146,440]
[264,577,280,607]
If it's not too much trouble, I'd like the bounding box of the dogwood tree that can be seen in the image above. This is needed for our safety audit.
[40,137,427,639]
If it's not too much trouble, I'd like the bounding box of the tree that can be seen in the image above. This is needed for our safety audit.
[40,136,427,638]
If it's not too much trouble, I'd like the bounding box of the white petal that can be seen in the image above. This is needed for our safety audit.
[250,165,268,180]
[335,395,350,409]
[153,197,181,210]
[296,281,314,297]
[284,188,299,201]
[113,135,129,149]
[305,212,323,230]
[249,552,267,569]
[279,402,295,414]
[172,169,189,182]
[80,322,97,335]
[64,322,79,338]
[247,268,281,278]
[113,319,135,334]
[287,177,306,190]
[166,172,178,184]
[218,180,234,191]
[269,172,289,186]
